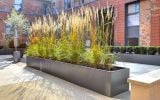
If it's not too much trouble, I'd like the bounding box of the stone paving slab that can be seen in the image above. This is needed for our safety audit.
[1,55,160,100]
[0,62,118,100]
[115,61,160,77]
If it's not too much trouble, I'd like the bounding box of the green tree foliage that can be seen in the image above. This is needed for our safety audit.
[5,9,30,35]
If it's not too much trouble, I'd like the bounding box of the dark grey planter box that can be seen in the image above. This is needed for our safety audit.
[27,56,129,97]
[116,54,160,66]
[0,48,13,55]
[0,48,25,58]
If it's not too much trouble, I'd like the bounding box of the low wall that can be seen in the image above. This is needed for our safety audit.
[0,48,25,56]
[128,69,160,100]
[116,54,160,66]
[0,49,13,55]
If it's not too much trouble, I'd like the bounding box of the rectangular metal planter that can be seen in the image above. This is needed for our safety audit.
[27,56,129,97]
[0,48,25,57]
[116,54,160,66]
[0,49,13,55]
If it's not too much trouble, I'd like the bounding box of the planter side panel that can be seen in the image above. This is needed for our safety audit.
[42,59,112,96]
[27,57,41,70]
[111,68,129,96]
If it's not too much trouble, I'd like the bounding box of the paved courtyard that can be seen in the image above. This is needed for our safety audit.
[0,55,160,100]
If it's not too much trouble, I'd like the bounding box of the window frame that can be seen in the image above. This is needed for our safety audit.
[125,1,140,46]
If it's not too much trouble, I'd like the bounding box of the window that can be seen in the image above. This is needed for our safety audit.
[64,0,96,9]
[126,2,139,46]
[64,0,71,9]
[13,0,22,12]
[44,1,57,15]
[5,24,12,36]
[84,0,96,4]
[73,0,81,7]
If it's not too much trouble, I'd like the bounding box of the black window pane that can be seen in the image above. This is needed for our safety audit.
[127,26,139,38]
[64,0,71,9]
[128,38,138,46]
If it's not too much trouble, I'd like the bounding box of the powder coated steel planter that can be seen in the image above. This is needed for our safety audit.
[27,56,129,97]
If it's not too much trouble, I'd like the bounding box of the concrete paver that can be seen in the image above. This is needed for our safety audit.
[115,61,160,77]
[0,55,117,100]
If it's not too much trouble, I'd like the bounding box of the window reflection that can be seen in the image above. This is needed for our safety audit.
[14,0,22,12]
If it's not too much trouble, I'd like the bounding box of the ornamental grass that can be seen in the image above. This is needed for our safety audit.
[26,7,115,70]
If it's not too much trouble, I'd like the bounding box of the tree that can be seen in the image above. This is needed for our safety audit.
[5,9,30,36]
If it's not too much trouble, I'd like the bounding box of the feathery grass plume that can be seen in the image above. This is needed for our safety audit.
[26,6,115,69]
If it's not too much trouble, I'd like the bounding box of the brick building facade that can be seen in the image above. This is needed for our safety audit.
[80,0,160,46]
[0,0,47,45]
[0,0,160,46]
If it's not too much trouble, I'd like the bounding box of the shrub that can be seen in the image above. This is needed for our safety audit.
[134,46,147,54]
[109,46,114,53]
[90,44,103,67]
[134,46,140,54]
[158,47,160,55]
[26,44,40,57]
[54,38,70,62]
[18,43,27,48]
[126,46,133,53]
[141,47,147,54]
[114,46,120,53]
[120,46,126,53]
[0,46,3,49]
[102,54,115,69]
[148,47,157,55]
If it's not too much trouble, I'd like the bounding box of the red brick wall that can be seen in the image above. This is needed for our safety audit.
[23,0,44,15]
[151,0,160,46]
[0,12,7,45]
[0,0,44,46]
[0,0,13,45]
[108,0,125,46]
[82,0,160,46]
[140,0,151,46]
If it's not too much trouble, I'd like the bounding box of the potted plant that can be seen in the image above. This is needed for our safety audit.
[5,9,30,61]
[26,7,129,97]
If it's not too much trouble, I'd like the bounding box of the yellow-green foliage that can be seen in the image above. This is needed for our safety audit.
[27,7,115,69]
